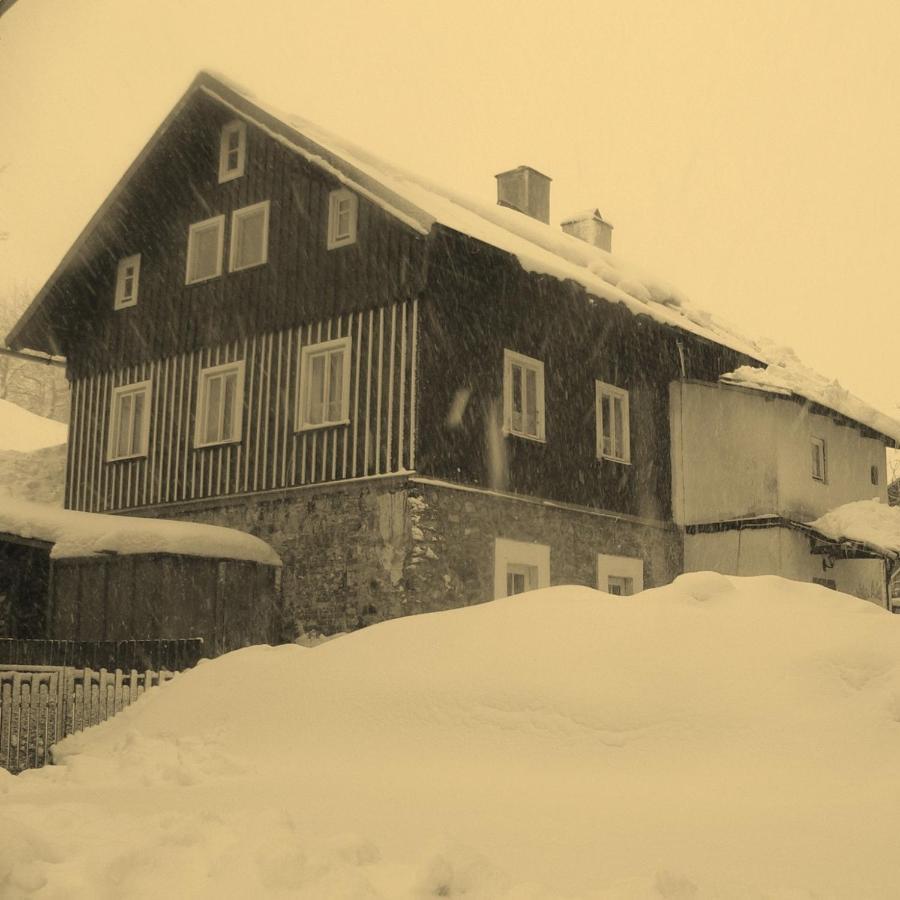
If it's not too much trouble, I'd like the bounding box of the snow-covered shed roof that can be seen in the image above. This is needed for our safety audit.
[8,71,900,444]
[0,498,281,565]
[807,500,900,560]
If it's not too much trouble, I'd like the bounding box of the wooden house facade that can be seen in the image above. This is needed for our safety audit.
[9,72,775,635]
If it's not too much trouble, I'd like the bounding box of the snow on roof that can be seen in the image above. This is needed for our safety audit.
[807,499,900,559]
[0,398,67,452]
[721,354,900,443]
[201,72,764,359]
[0,498,281,565]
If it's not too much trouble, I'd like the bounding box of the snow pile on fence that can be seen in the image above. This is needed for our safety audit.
[0,398,67,452]
[722,355,900,442]
[808,499,900,559]
[5,574,900,897]
[0,498,281,565]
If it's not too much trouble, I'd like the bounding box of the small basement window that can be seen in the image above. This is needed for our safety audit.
[503,349,545,441]
[229,201,270,272]
[297,337,352,430]
[597,554,644,596]
[185,215,225,284]
[108,380,151,461]
[114,254,141,309]
[195,361,245,447]
[596,381,630,463]
[218,120,247,183]
[811,437,827,482]
[327,188,358,249]
[871,464,880,486]
[494,538,550,600]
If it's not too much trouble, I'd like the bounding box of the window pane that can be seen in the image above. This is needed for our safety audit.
[191,224,220,281]
[227,129,240,152]
[613,397,624,458]
[222,372,236,440]
[123,270,134,299]
[205,375,222,443]
[131,391,145,454]
[235,209,264,269]
[511,364,523,432]
[524,368,538,435]
[327,350,344,422]
[337,201,351,238]
[116,394,132,457]
[307,354,326,424]
[601,394,612,455]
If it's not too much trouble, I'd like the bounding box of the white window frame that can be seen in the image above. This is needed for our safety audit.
[595,380,630,464]
[114,254,141,310]
[296,336,352,431]
[185,214,225,285]
[596,554,644,595]
[811,436,827,482]
[502,349,546,442]
[107,380,152,462]
[218,120,247,183]
[229,201,270,272]
[493,538,550,600]
[194,360,246,448]
[327,188,358,249]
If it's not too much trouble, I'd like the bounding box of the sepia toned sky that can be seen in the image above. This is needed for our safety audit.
[1,0,898,415]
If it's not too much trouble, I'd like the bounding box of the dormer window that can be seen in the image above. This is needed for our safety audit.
[114,254,141,309]
[218,120,246,183]
[327,188,358,249]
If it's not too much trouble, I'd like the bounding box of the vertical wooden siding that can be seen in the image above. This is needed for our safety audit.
[66,299,418,511]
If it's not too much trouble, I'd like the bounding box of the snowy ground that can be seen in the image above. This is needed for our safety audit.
[4,574,900,898]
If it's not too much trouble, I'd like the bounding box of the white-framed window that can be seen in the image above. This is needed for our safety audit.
[503,349,545,441]
[811,436,827,482]
[114,254,141,309]
[493,538,550,599]
[229,201,270,272]
[327,188,358,249]
[218,120,247,183]
[107,380,151,461]
[596,381,630,463]
[596,554,644,596]
[195,361,245,448]
[185,215,225,285]
[296,336,352,430]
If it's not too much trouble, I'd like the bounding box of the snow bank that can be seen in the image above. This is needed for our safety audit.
[722,356,900,443]
[0,498,281,565]
[6,575,900,897]
[0,443,66,505]
[808,499,900,558]
[0,398,67,451]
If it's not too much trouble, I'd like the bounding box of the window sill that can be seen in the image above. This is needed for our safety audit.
[195,436,243,450]
[296,419,351,433]
[106,452,148,463]
[114,300,138,311]
[598,455,631,465]
[502,428,546,444]
[326,237,357,251]
[229,259,268,274]
[185,273,222,286]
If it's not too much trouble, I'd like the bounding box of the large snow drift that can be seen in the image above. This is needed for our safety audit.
[0,398,67,452]
[5,575,900,897]
[0,497,281,565]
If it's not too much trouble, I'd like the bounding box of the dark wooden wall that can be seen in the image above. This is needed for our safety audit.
[0,540,50,639]
[416,227,757,521]
[45,92,426,379]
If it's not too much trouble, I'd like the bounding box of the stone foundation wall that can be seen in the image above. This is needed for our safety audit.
[144,477,682,637]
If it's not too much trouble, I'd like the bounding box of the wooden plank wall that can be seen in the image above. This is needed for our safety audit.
[66,299,418,511]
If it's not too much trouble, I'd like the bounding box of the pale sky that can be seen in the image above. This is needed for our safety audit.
[1,0,898,416]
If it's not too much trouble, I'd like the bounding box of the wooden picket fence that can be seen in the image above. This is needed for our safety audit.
[0,664,174,774]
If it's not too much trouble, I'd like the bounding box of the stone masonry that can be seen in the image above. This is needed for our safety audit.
[146,476,683,637]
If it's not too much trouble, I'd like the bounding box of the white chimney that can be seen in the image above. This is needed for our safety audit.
[495,166,552,224]
[561,209,613,252]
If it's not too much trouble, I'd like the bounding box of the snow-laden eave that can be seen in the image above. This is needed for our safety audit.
[806,500,900,561]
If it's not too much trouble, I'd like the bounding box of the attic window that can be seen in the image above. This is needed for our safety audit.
[185,215,225,284]
[327,188,358,249]
[114,254,141,309]
[218,120,246,183]
[229,201,270,272]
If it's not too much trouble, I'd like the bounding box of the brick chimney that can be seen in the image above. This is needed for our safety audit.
[495,166,552,224]
[560,209,613,252]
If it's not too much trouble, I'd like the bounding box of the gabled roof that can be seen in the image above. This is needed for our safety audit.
[8,71,900,446]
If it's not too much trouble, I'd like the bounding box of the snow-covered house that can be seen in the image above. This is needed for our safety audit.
[6,71,899,632]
